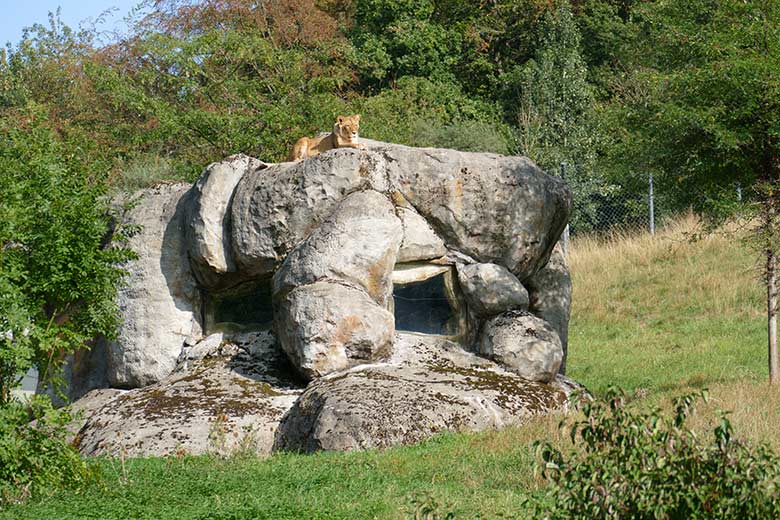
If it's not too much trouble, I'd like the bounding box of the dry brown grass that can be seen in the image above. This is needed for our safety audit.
[565,213,768,395]
[568,213,762,323]
[679,380,780,451]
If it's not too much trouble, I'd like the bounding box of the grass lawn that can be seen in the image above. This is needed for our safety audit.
[4,215,779,519]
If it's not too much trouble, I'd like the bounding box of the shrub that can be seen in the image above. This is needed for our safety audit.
[0,105,133,403]
[409,119,511,155]
[534,388,780,519]
[0,396,98,505]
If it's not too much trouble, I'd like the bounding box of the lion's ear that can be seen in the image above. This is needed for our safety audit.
[355,114,361,121]
[337,116,344,124]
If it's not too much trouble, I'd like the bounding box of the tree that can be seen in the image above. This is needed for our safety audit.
[503,1,596,167]
[500,1,605,231]
[0,106,132,403]
[612,0,780,383]
[349,0,463,87]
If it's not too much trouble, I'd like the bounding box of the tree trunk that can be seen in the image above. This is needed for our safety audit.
[769,247,779,385]
[766,248,780,385]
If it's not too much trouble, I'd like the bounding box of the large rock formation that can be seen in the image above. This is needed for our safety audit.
[106,184,202,389]
[75,332,303,457]
[66,141,578,456]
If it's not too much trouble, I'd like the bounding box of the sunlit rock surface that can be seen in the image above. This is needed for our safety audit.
[67,141,580,456]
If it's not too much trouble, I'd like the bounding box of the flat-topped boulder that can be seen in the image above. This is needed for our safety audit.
[273,333,577,453]
[74,332,303,457]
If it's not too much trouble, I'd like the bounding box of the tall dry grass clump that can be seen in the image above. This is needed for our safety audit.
[568,214,761,323]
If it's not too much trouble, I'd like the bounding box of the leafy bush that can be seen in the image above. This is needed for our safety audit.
[110,154,188,194]
[0,105,133,402]
[409,119,511,155]
[354,77,509,149]
[0,396,98,505]
[535,389,780,519]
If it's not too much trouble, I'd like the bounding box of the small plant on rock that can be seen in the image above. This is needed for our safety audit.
[534,388,780,519]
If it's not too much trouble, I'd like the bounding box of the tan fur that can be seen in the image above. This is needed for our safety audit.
[287,115,365,162]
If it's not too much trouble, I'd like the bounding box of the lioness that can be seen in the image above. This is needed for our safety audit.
[287,115,365,161]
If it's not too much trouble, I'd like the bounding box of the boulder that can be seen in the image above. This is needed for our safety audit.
[274,281,394,380]
[106,184,202,389]
[66,141,578,456]
[272,190,402,307]
[368,141,571,281]
[230,150,387,277]
[74,332,303,457]
[526,243,571,374]
[273,333,570,453]
[479,311,563,383]
[456,262,529,317]
[187,154,268,290]
[230,142,570,282]
[64,388,127,441]
[396,206,447,263]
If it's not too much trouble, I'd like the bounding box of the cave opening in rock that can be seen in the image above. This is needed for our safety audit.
[203,279,274,333]
[392,265,468,339]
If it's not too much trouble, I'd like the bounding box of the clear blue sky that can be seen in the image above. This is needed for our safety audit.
[0,0,148,47]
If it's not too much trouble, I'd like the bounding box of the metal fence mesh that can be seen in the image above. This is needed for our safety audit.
[561,165,742,239]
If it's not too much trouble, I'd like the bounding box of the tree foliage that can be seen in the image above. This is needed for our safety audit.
[608,0,780,204]
[535,389,780,519]
[0,107,133,403]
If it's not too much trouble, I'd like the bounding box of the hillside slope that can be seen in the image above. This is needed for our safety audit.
[569,216,766,394]
[4,216,779,519]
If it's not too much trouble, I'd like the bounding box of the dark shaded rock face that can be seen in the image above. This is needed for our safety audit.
[67,141,579,456]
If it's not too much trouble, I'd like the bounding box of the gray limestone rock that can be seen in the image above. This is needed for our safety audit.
[106,184,202,389]
[526,243,571,374]
[64,141,578,456]
[273,333,569,453]
[74,332,303,457]
[396,206,447,263]
[367,141,571,281]
[272,190,402,307]
[187,154,268,289]
[65,388,127,441]
[456,262,529,317]
[479,311,563,383]
[230,142,570,282]
[230,149,386,277]
[274,281,394,380]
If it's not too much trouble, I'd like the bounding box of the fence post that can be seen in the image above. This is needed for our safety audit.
[649,173,655,235]
[561,162,570,255]
[737,183,742,202]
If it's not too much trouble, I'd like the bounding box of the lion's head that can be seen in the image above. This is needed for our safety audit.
[334,114,361,142]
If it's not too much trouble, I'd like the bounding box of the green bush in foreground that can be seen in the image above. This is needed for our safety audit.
[535,389,780,519]
[0,396,98,505]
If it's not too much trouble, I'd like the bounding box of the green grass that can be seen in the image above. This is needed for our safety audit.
[4,215,779,519]
[1,427,563,519]
[566,215,766,395]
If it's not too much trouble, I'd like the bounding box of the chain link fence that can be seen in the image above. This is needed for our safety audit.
[559,164,743,240]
